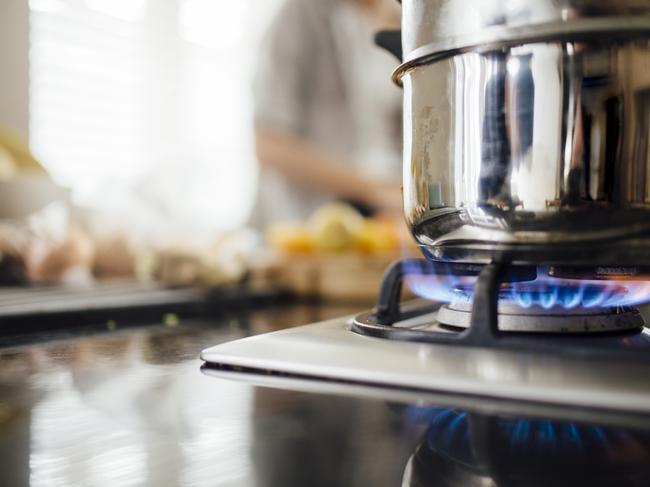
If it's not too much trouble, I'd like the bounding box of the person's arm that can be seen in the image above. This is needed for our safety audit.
[255,127,401,213]
[252,0,401,213]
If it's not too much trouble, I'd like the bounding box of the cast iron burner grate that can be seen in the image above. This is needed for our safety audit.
[351,259,650,361]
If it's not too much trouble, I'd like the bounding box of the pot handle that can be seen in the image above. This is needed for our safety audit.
[374,30,402,61]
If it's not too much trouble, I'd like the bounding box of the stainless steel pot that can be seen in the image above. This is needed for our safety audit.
[394,0,650,265]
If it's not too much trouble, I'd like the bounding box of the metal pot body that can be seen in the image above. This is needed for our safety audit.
[399,38,650,264]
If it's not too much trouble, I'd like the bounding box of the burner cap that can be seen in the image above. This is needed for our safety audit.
[437,302,645,333]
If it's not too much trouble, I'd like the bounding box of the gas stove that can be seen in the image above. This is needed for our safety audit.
[201,258,650,415]
[202,0,650,424]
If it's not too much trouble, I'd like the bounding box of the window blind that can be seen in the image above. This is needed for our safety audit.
[29,0,280,232]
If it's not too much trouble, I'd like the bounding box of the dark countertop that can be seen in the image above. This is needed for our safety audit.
[0,303,649,487]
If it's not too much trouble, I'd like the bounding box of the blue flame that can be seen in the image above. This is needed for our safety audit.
[405,265,650,309]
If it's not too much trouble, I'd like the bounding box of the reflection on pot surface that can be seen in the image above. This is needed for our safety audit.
[401,40,650,263]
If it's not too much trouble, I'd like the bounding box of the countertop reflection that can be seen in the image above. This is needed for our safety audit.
[2,304,650,487]
[0,304,417,487]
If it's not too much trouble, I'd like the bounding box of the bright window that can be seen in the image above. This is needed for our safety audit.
[29,0,281,235]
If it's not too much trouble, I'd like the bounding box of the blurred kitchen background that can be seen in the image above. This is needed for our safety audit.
[0,0,412,310]
[4,0,278,233]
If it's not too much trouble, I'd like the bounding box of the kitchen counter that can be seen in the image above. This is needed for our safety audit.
[0,304,417,487]
[0,303,649,486]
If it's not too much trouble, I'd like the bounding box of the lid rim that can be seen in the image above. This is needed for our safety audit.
[394,18,650,84]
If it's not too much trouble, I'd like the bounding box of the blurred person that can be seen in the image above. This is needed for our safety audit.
[251,0,402,227]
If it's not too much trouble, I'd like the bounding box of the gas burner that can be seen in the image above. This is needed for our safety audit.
[437,301,644,333]
[202,257,650,412]
[351,259,650,360]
